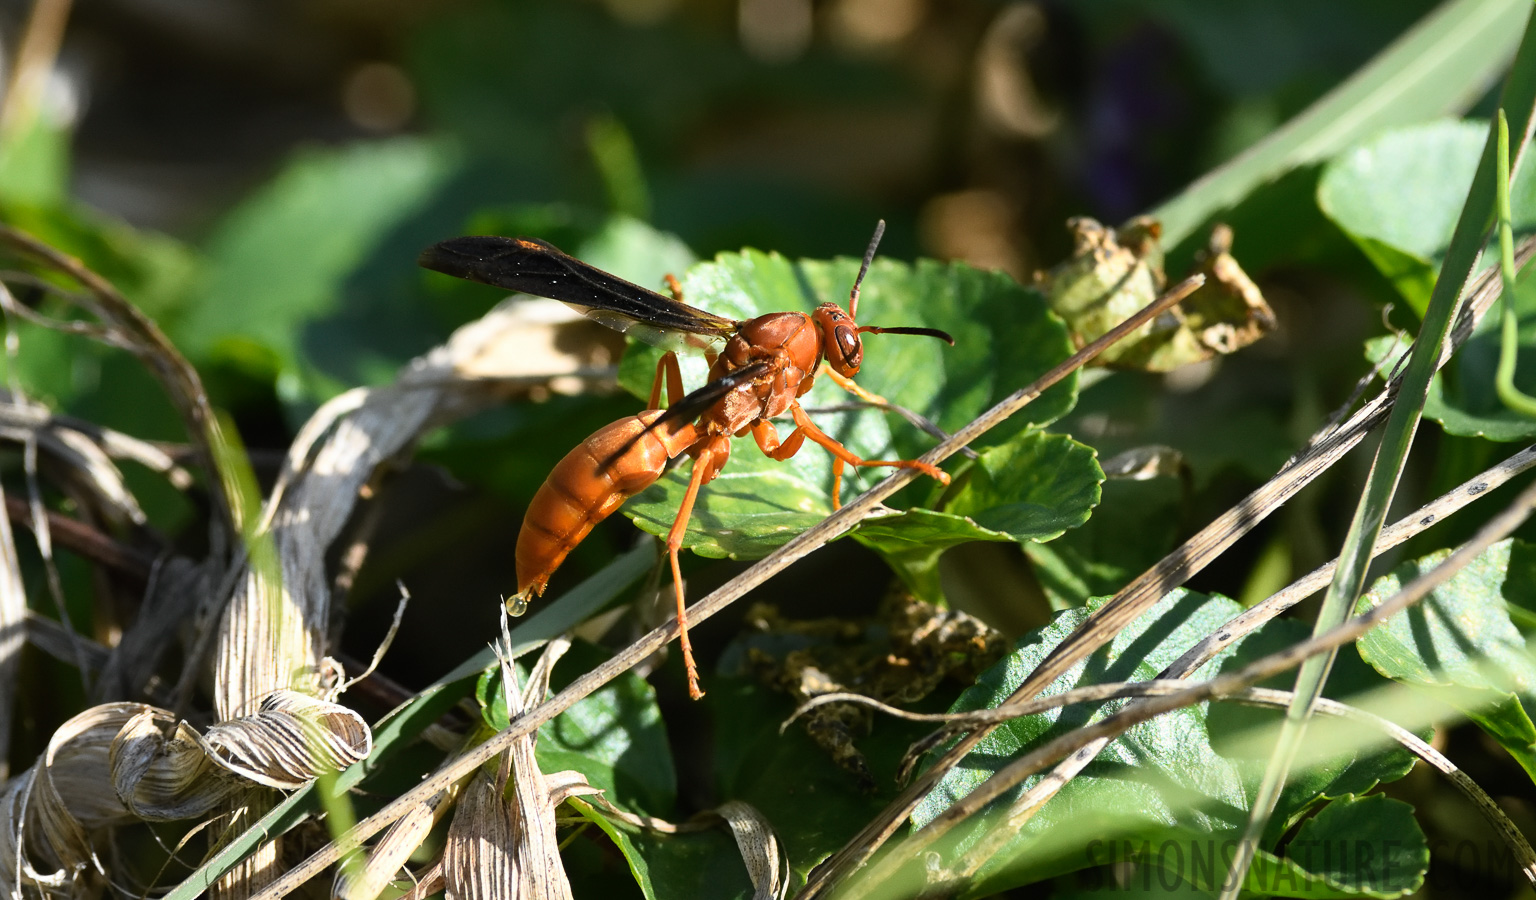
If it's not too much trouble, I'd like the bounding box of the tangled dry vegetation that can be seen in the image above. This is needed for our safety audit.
[0,223,701,897]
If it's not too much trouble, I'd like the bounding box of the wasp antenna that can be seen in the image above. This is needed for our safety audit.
[850,219,886,320]
[858,324,955,345]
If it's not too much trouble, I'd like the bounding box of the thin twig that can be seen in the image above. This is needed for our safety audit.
[3,495,155,580]
[1162,442,1536,680]
[886,478,1536,894]
[244,276,1208,898]
[797,238,1536,898]
[783,686,1536,884]
[339,584,410,696]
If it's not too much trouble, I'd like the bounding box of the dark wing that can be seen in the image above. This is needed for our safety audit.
[603,361,773,468]
[419,235,738,352]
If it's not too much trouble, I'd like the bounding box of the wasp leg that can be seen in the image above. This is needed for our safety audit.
[750,418,807,460]
[666,435,728,700]
[821,363,889,406]
[784,403,949,509]
[752,419,853,508]
[664,273,685,303]
[648,351,687,409]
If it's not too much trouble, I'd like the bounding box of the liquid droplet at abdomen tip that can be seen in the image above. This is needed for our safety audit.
[504,592,530,617]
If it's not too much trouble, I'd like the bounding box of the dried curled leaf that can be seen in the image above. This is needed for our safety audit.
[0,703,149,897]
[1035,216,1167,368]
[110,707,243,820]
[1180,223,1277,356]
[1035,217,1273,370]
[193,690,371,790]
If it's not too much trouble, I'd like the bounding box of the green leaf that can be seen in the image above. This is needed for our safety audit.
[1244,797,1427,898]
[852,431,1103,601]
[1318,119,1536,315]
[1330,121,1536,441]
[618,251,1078,561]
[1356,538,1536,780]
[184,137,457,395]
[710,676,936,889]
[1143,796,1427,898]
[1258,795,1427,898]
[911,590,1414,896]
[538,644,677,816]
[1024,478,1185,609]
[1152,0,1530,254]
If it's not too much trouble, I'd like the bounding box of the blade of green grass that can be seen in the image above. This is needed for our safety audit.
[1496,108,1536,416]
[1220,12,1536,897]
[1152,0,1529,251]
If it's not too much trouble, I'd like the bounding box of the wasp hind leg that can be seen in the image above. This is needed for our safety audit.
[648,351,687,409]
[665,436,728,700]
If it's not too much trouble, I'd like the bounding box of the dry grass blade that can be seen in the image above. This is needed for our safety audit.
[0,703,152,896]
[714,800,790,900]
[195,691,371,791]
[0,393,149,528]
[109,708,242,821]
[797,238,1536,898]
[0,226,236,548]
[867,478,1536,895]
[442,774,521,900]
[0,479,25,785]
[332,795,446,900]
[786,685,1536,883]
[245,275,1207,896]
[439,635,600,900]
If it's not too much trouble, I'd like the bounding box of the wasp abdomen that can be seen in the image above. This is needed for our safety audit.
[513,411,697,605]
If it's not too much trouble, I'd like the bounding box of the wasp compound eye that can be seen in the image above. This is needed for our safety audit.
[835,324,861,362]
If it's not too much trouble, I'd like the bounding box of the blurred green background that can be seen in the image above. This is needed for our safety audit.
[0,0,1496,694]
[8,1,1536,895]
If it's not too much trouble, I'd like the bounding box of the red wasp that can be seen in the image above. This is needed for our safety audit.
[420,222,952,698]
